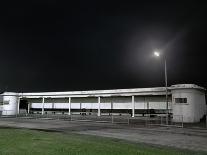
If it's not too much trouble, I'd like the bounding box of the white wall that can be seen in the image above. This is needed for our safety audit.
[172,89,206,123]
[2,92,18,115]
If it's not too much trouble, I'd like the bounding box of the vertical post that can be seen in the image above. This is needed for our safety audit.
[17,97,20,114]
[28,103,30,114]
[147,101,149,125]
[132,96,135,117]
[42,97,44,115]
[98,97,101,116]
[147,102,149,114]
[165,59,168,125]
[111,101,113,122]
[68,97,71,115]
[145,97,149,126]
[111,101,113,115]
[181,115,184,128]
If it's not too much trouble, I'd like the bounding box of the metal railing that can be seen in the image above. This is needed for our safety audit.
[146,114,183,128]
[3,111,207,129]
[14,111,131,124]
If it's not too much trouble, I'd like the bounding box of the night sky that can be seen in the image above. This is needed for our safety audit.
[0,1,207,92]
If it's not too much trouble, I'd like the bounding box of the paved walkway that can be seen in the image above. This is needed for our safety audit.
[78,127,207,152]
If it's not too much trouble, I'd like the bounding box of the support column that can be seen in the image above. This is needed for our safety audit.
[68,97,71,115]
[42,97,45,115]
[28,103,30,114]
[147,102,149,114]
[17,97,20,114]
[111,101,113,115]
[132,96,135,117]
[98,97,101,116]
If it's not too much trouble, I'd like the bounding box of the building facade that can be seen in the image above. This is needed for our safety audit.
[0,84,206,123]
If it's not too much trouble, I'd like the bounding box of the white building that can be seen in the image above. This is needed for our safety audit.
[0,84,206,123]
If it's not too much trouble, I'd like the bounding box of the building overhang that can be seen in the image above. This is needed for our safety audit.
[0,84,205,98]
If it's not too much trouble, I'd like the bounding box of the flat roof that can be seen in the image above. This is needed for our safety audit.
[1,84,205,98]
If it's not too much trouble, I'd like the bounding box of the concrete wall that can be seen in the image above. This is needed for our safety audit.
[0,96,3,111]
[2,92,18,115]
[172,89,206,123]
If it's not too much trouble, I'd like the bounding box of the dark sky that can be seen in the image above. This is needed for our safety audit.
[0,1,207,92]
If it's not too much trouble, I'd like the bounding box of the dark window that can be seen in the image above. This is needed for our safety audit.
[2,101,10,105]
[175,98,187,104]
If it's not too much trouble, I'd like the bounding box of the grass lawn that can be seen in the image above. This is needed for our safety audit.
[0,128,206,155]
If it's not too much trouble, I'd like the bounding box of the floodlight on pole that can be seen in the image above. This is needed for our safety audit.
[154,51,160,57]
[153,50,169,125]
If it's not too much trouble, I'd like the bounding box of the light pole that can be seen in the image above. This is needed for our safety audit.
[154,51,169,125]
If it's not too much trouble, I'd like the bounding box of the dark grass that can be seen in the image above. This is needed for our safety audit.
[0,128,206,155]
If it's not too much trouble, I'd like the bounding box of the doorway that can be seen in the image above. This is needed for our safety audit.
[19,99,29,114]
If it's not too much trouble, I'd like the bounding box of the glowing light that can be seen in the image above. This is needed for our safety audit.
[154,51,160,57]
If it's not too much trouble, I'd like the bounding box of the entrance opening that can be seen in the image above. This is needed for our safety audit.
[19,99,29,114]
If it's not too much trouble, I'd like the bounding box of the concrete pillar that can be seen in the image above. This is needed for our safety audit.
[68,97,71,115]
[98,97,101,116]
[42,97,45,115]
[17,97,20,114]
[147,101,149,114]
[28,103,30,114]
[111,101,113,115]
[132,96,135,117]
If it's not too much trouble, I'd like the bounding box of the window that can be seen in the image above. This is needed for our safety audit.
[174,98,187,104]
[3,101,10,105]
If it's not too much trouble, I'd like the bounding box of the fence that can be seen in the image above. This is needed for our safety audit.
[70,112,130,124]
[0,110,183,128]
[146,114,183,128]
[2,110,207,129]
[111,113,130,124]
[12,111,130,124]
